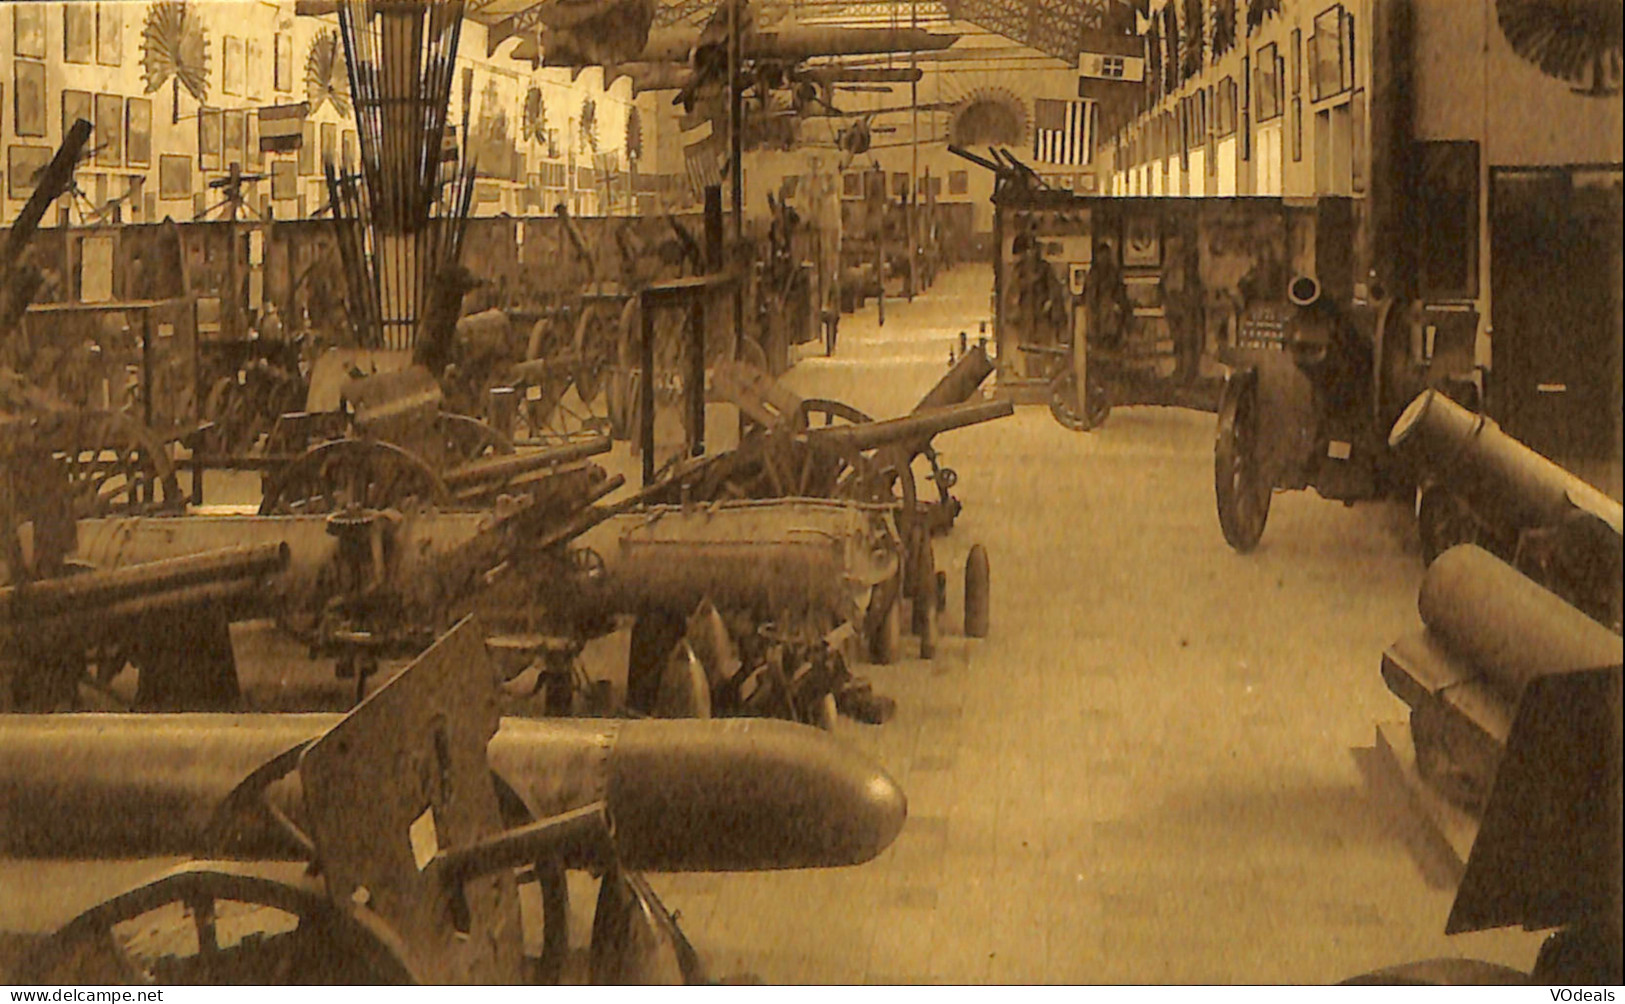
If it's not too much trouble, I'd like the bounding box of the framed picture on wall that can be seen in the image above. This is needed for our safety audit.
[159,153,192,199]
[274,33,293,92]
[223,36,244,96]
[1291,29,1302,95]
[14,62,47,137]
[64,3,95,63]
[63,90,93,137]
[271,159,298,201]
[126,98,152,166]
[1312,5,1348,99]
[320,122,338,168]
[14,4,47,59]
[246,112,262,171]
[1351,89,1367,192]
[94,93,123,166]
[298,123,317,175]
[8,145,53,199]
[224,110,246,168]
[97,3,122,65]
[1255,43,1282,121]
[246,38,263,100]
[199,110,223,170]
[949,170,968,195]
[1123,214,1161,267]
[1292,97,1303,162]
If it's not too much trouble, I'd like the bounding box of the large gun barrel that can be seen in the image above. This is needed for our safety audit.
[912,342,994,414]
[1390,389,1623,537]
[0,544,289,623]
[441,434,612,493]
[0,715,907,872]
[805,399,1013,456]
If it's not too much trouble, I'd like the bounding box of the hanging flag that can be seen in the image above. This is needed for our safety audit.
[258,101,308,153]
[684,132,725,194]
[1033,97,1095,166]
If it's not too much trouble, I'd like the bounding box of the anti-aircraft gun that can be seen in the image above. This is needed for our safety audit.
[1,617,908,984]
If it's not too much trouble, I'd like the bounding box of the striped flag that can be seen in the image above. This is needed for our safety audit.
[1033,98,1097,166]
[258,102,307,153]
[684,132,725,194]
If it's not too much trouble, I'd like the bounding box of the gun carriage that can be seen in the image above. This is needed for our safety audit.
[1,618,908,984]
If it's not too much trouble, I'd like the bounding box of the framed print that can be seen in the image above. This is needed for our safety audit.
[320,122,338,168]
[8,145,53,199]
[298,122,316,175]
[126,98,152,166]
[63,90,93,137]
[199,110,223,170]
[1342,9,1357,90]
[1292,97,1303,162]
[246,112,263,171]
[97,2,122,65]
[224,110,246,168]
[1313,5,1348,99]
[14,4,47,59]
[342,129,357,172]
[1256,43,1282,121]
[223,36,244,96]
[65,4,95,63]
[94,93,123,166]
[1351,89,1367,192]
[274,33,293,92]
[246,38,263,99]
[159,154,192,199]
[1291,29,1302,95]
[1123,214,1161,267]
[14,62,47,137]
[271,159,298,201]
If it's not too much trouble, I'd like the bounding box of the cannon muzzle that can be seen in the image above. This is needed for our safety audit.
[442,434,612,493]
[805,399,1013,457]
[1390,389,1623,537]
[0,714,907,871]
[913,343,994,413]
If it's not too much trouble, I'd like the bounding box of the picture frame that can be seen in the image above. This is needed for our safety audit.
[224,110,246,168]
[126,98,152,166]
[14,4,47,59]
[63,90,93,138]
[223,36,244,97]
[8,145,53,199]
[159,154,192,199]
[94,93,123,166]
[199,109,223,171]
[1312,5,1347,99]
[246,112,262,171]
[274,33,293,92]
[64,4,95,64]
[320,122,338,168]
[14,62,47,137]
[246,38,263,100]
[97,2,122,65]
[298,123,317,176]
[1123,214,1161,268]
[1292,97,1303,162]
[271,159,298,201]
[1291,29,1302,95]
[1351,88,1367,192]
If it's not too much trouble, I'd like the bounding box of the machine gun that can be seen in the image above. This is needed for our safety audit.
[1357,544,1621,985]
[2,617,907,984]
[1389,388,1622,629]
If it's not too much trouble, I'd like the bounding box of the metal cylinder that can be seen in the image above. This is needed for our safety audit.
[805,399,1013,455]
[0,543,288,621]
[1417,544,1624,701]
[912,342,994,413]
[442,434,612,490]
[1390,389,1624,536]
[0,715,907,872]
[1288,274,1321,308]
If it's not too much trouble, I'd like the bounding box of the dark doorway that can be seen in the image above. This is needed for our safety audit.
[1490,167,1624,465]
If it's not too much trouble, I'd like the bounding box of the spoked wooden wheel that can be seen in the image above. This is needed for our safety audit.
[16,865,418,985]
[572,303,617,406]
[259,439,450,515]
[1048,367,1110,432]
[437,412,515,464]
[55,412,184,517]
[1214,371,1272,552]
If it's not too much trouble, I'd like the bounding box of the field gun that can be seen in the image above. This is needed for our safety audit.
[1355,544,1621,985]
[1389,389,1622,629]
[1,618,907,984]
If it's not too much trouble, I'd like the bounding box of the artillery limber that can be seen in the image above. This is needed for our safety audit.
[2,618,907,984]
[1353,544,1620,985]
[1388,389,1622,630]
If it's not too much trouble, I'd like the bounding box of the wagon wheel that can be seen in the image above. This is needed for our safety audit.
[1048,367,1111,432]
[16,865,419,985]
[571,302,617,406]
[436,412,516,464]
[1214,370,1272,552]
[258,439,450,515]
[56,413,185,517]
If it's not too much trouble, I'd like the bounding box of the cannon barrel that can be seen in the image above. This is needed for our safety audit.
[507,353,585,385]
[912,343,994,413]
[805,399,1013,456]
[0,715,906,872]
[441,434,612,491]
[1390,389,1623,537]
[1417,544,1623,703]
[0,543,289,623]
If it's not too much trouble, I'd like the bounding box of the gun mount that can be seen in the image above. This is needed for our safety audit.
[1358,544,1622,985]
[1390,389,1622,629]
[2,617,907,984]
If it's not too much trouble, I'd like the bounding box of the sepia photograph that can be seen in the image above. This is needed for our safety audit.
[0,0,1619,990]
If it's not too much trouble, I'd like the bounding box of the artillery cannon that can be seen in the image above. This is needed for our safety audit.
[2,617,907,984]
[1388,389,1622,629]
[1356,544,1621,984]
